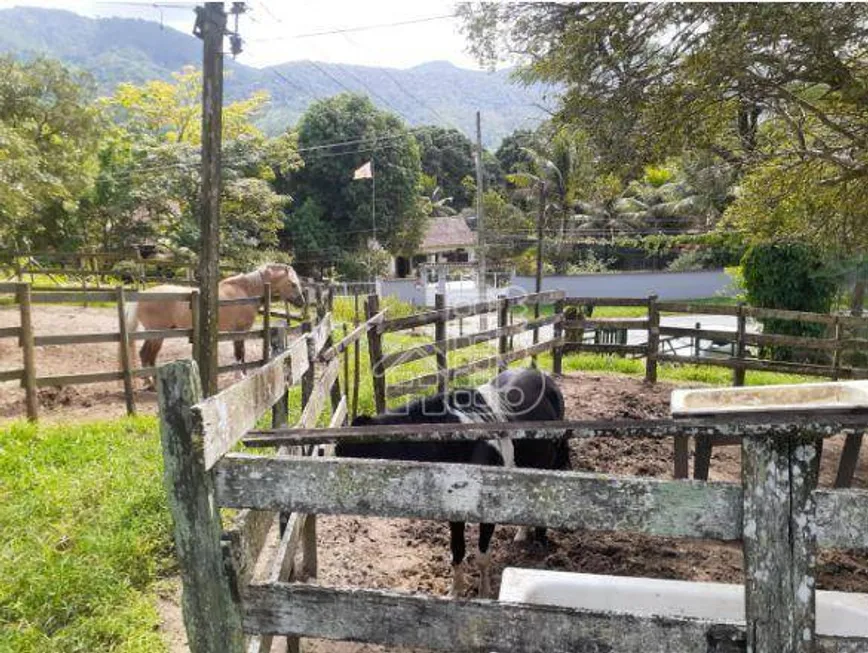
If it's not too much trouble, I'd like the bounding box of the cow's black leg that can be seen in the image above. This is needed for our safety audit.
[449,521,466,597]
[477,522,496,597]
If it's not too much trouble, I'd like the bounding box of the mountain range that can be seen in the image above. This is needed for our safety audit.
[0,7,556,146]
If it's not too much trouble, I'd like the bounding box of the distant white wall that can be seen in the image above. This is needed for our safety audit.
[509,270,736,300]
[378,278,425,306]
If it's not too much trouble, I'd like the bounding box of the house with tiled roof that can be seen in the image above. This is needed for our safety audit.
[392,216,477,277]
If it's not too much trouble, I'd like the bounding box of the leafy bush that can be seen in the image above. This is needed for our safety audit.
[741,242,836,361]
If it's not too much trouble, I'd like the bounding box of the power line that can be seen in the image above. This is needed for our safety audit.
[247,14,456,43]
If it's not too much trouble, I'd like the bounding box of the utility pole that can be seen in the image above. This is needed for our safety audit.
[474,111,487,328]
[194,2,227,397]
[532,180,546,369]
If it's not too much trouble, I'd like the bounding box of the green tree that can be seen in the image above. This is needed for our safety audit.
[291,93,425,259]
[0,56,101,252]
[414,126,475,210]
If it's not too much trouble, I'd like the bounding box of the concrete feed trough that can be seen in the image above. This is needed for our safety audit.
[670,380,868,417]
[498,568,868,638]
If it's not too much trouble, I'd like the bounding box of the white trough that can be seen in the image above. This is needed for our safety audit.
[670,379,868,417]
[498,568,868,638]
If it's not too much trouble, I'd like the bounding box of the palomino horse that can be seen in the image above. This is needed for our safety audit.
[338,368,570,598]
[125,263,305,385]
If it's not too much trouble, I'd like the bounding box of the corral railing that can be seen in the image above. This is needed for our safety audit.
[563,295,868,486]
[0,281,331,420]
[563,295,868,382]
[157,307,384,653]
[158,344,868,653]
[365,290,565,413]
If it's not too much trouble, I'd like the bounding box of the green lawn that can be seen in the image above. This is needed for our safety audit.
[0,416,173,653]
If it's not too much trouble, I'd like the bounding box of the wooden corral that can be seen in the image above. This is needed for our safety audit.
[158,310,868,653]
[0,281,328,420]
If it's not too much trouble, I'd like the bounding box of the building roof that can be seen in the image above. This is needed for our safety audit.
[418,217,476,253]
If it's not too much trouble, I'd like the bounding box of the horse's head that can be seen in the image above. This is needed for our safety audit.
[260,263,306,307]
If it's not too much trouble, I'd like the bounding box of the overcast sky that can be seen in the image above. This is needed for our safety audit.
[0,0,486,70]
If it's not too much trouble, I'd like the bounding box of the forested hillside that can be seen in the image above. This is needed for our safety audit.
[0,7,550,145]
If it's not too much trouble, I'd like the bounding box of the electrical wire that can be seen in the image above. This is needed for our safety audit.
[247,14,456,43]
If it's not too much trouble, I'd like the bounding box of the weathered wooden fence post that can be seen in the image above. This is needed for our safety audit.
[365,293,386,414]
[17,283,37,421]
[742,430,820,653]
[156,360,244,653]
[645,294,659,384]
[300,321,318,581]
[694,321,702,358]
[262,282,271,364]
[734,301,747,386]
[435,292,448,393]
[116,286,136,415]
[190,289,201,364]
[831,315,841,381]
[497,295,509,373]
[271,324,288,428]
[553,297,564,375]
[352,292,361,421]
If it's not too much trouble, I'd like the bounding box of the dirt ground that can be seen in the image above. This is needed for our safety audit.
[0,304,262,421]
[2,305,866,652]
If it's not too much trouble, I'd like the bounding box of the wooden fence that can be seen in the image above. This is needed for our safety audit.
[563,296,868,486]
[0,250,242,287]
[157,307,384,653]
[158,342,868,653]
[365,290,565,413]
[0,282,327,420]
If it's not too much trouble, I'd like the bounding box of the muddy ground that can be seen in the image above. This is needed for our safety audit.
[2,305,866,652]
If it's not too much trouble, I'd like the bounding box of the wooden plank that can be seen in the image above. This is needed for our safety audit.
[30,290,116,303]
[0,326,21,339]
[385,339,559,399]
[298,356,341,429]
[658,326,735,342]
[743,305,835,325]
[242,582,750,653]
[132,328,195,341]
[217,360,264,375]
[217,329,265,342]
[329,395,348,428]
[35,370,122,386]
[435,293,447,394]
[563,343,647,356]
[309,313,332,356]
[581,318,649,330]
[656,302,740,316]
[564,296,650,307]
[646,294,659,383]
[18,284,37,420]
[380,314,561,370]
[365,295,386,414]
[156,360,245,653]
[376,290,558,335]
[216,455,743,541]
[734,302,747,386]
[744,332,839,350]
[0,369,23,382]
[33,332,122,346]
[196,335,307,471]
[218,296,262,307]
[742,434,820,653]
[833,434,864,489]
[244,414,868,447]
[505,289,565,307]
[117,287,135,415]
[222,510,276,590]
[320,310,386,362]
[656,353,850,378]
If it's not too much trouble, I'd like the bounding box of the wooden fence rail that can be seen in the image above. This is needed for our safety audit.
[158,339,868,653]
[0,282,327,421]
